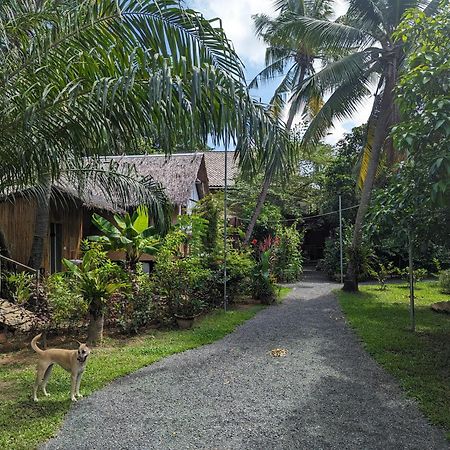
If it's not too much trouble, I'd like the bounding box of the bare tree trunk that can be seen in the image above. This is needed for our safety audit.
[28,179,52,270]
[343,61,398,292]
[243,175,272,245]
[87,313,104,346]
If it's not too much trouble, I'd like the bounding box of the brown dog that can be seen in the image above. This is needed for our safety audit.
[31,333,90,402]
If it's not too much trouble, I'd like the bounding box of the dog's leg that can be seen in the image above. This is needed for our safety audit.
[41,364,54,397]
[70,373,78,402]
[75,372,84,398]
[34,361,50,402]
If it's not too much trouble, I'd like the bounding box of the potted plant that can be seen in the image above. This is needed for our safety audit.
[173,295,205,329]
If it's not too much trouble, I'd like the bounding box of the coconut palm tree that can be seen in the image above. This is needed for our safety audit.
[243,0,333,244]
[272,0,440,290]
[0,0,293,268]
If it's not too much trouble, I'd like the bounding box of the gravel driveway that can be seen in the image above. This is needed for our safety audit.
[43,271,449,450]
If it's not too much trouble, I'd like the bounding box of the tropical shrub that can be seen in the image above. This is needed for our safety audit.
[272,224,304,282]
[63,243,128,345]
[46,273,87,326]
[194,195,220,254]
[252,250,276,304]
[219,246,255,302]
[439,270,450,294]
[151,225,215,320]
[90,206,162,272]
[5,272,35,304]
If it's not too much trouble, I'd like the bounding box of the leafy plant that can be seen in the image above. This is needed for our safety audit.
[90,206,162,272]
[272,224,304,282]
[252,250,276,304]
[368,262,397,291]
[46,273,87,326]
[5,272,35,305]
[63,244,128,345]
[439,270,450,294]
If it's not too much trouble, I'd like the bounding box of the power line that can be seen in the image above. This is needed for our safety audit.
[235,204,359,224]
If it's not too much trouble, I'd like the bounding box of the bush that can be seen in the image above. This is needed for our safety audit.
[438,270,450,294]
[151,226,216,320]
[46,273,88,326]
[219,246,254,302]
[272,224,304,282]
[6,272,35,304]
[252,250,276,304]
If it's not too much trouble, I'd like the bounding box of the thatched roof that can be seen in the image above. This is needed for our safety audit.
[104,153,207,206]
[2,153,210,213]
[203,151,238,188]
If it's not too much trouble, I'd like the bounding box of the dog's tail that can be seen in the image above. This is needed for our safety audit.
[31,333,44,354]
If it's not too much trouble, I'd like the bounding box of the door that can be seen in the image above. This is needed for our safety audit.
[50,223,63,273]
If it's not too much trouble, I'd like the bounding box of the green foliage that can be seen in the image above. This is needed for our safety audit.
[252,250,276,304]
[272,224,304,282]
[63,243,128,318]
[5,272,35,305]
[318,224,374,281]
[367,164,450,272]
[174,214,209,257]
[393,5,450,204]
[194,195,220,254]
[90,206,162,271]
[221,246,255,302]
[151,221,217,319]
[320,125,363,227]
[438,270,450,294]
[45,273,87,325]
[368,262,397,291]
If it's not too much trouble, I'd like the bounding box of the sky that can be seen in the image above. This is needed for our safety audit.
[188,0,374,145]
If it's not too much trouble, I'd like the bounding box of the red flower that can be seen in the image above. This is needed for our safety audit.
[251,239,258,245]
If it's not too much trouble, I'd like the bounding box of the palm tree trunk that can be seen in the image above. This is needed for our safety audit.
[87,312,104,346]
[343,63,398,292]
[243,61,308,245]
[28,179,52,270]
[243,175,272,245]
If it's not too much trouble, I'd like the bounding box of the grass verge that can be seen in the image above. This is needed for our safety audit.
[337,281,450,439]
[276,285,292,301]
[0,305,263,450]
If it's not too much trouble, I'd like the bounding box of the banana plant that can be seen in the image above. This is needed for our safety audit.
[90,206,161,272]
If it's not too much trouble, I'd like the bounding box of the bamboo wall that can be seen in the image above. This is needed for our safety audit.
[0,196,84,272]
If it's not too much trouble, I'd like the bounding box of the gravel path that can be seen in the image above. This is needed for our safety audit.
[44,271,449,450]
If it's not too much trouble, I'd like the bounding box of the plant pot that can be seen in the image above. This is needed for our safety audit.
[174,314,195,330]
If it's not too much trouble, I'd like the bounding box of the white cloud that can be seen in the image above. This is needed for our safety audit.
[189,0,274,65]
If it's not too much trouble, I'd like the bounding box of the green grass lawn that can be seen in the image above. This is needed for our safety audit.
[0,305,264,450]
[337,281,450,439]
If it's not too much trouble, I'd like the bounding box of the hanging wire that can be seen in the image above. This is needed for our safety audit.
[234,204,360,224]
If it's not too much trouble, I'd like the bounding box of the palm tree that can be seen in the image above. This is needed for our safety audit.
[272,0,440,290]
[0,0,292,268]
[243,0,333,244]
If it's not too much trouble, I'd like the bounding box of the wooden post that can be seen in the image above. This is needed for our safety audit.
[408,229,415,332]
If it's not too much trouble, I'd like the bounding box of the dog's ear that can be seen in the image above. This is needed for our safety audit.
[75,340,82,347]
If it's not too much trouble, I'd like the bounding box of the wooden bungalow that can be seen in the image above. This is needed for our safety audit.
[0,153,209,273]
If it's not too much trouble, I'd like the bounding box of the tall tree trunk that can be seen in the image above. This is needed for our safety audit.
[243,63,307,244]
[28,179,52,270]
[343,61,398,292]
[243,174,272,245]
